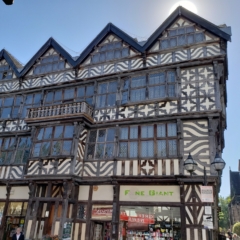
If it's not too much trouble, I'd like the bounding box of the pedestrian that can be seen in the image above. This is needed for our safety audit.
[12,227,24,240]
[227,229,233,240]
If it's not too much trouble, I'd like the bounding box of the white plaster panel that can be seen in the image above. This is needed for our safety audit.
[133,161,138,175]
[81,223,86,240]
[0,186,6,199]
[92,185,113,201]
[74,223,79,240]
[54,221,60,235]
[125,161,130,175]
[10,186,29,199]
[78,186,90,200]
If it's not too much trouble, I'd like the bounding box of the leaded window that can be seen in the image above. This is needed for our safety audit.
[118,123,177,158]
[32,125,74,157]
[33,55,65,75]
[15,137,31,164]
[96,81,117,108]
[0,137,15,164]
[121,71,176,104]
[0,65,13,80]
[91,42,129,64]
[0,95,22,119]
[86,128,116,159]
[44,85,94,106]
[21,93,41,118]
[160,26,205,49]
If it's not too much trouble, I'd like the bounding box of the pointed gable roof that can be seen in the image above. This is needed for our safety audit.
[20,37,76,76]
[143,6,231,51]
[0,49,23,77]
[74,23,143,66]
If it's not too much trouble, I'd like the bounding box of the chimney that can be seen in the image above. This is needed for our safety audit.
[238,160,240,171]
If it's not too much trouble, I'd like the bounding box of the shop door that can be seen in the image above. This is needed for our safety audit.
[3,216,25,240]
[90,221,111,240]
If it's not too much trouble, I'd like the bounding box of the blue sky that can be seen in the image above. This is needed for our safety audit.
[1,0,239,197]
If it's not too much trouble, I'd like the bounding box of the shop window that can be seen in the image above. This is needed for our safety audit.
[119,206,181,239]
[0,64,13,80]
[0,202,5,225]
[0,95,22,119]
[32,125,74,158]
[91,42,129,64]
[121,71,176,104]
[160,26,205,50]
[21,93,41,118]
[33,55,65,75]
[96,81,117,108]
[86,128,116,160]
[119,123,177,159]
[7,202,28,216]
[77,204,87,220]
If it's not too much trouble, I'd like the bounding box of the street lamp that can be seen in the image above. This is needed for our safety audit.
[183,153,198,175]
[2,0,14,5]
[211,152,226,174]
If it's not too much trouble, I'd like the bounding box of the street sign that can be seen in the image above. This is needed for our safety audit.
[203,215,213,229]
[205,206,212,215]
[200,186,213,202]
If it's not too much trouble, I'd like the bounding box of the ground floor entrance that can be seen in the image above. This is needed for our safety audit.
[90,221,112,240]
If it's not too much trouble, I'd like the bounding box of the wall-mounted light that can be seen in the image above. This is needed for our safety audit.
[45,211,49,218]
[183,153,198,175]
[211,152,226,174]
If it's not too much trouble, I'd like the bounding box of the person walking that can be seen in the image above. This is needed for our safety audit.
[12,227,24,240]
[227,229,233,240]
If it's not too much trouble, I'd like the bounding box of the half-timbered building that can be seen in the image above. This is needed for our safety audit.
[0,7,231,240]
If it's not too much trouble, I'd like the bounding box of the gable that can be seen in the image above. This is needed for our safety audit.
[0,59,17,80]
[149,17,219,53]
[81,34,139,66]
[26,47,72,76]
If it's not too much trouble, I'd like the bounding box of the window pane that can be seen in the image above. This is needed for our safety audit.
[62,141,72,155]
[87,144,95,159]
[195,32,204,43]
[170,38,177,47]
[37,129,44,140]
[86,85,94,96]
[131,88,145,102]
[169,29,177,36]
[98,130,106,142]
[109,81,117,93]
[52,141,62,155]
[107,129,115,142]
[107,94,116,106]
[96,95,106,108]
[168,85,175,97]
[15,96,22,105]
[54,126,64,138]
[157,140,166,157]
[89,130,97,142]
[105,143,114,158]
[122,48,129,57]
[167,72,175,82]
[25,95,33,105]
[46,92,54,103]
[106,51,114,60]
[157,124,166,137]
[114,50,121,59]
[131,76,146,88]
[130,127,138,139]
[22,149,30,163]
[33,143,41,157]
[121,91,128,104]
[55,91,62,102]
[141,141,154,157]
[100,53,105,62]
[1,108,11,118]
[44,127,52,139]
[64,126,74,138]
[59,61,65,70]
[178,35,186,46]
[4,97,13,106]
[149,86,165,99]
[64,88,74,100]
[169,140,177,155]
[178,28,185,35]
[96,143,104,158]
[186,26,195,33]
[187,34,194,44]
[168,123,177,136]
[161,39,169,49]
[115,42,122,48]
[120,128,128,140]
[92,54,99,63]
[98,83,107,94]
[141,126,153,138]
[15,149,23,164]
[86,97,93,105]
[77,87,85,98]
[129,142,138,158]
[119,142,127,157]
[40,142,50,156]
[149,73,165,85]
[34,94,41,105]
[123,79,129,90]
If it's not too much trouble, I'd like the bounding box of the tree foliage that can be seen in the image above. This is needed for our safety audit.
[233,222,240,236]
[219,195,231,230]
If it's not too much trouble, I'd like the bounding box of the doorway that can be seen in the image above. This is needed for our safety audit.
[91,221,112,240]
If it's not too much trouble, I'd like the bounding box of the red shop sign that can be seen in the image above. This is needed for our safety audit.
[92,208,113,217]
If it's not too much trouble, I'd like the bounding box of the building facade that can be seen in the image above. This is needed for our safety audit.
[0,7,231,240]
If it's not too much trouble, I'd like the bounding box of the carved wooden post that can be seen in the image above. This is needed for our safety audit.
[111,183,120,240]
